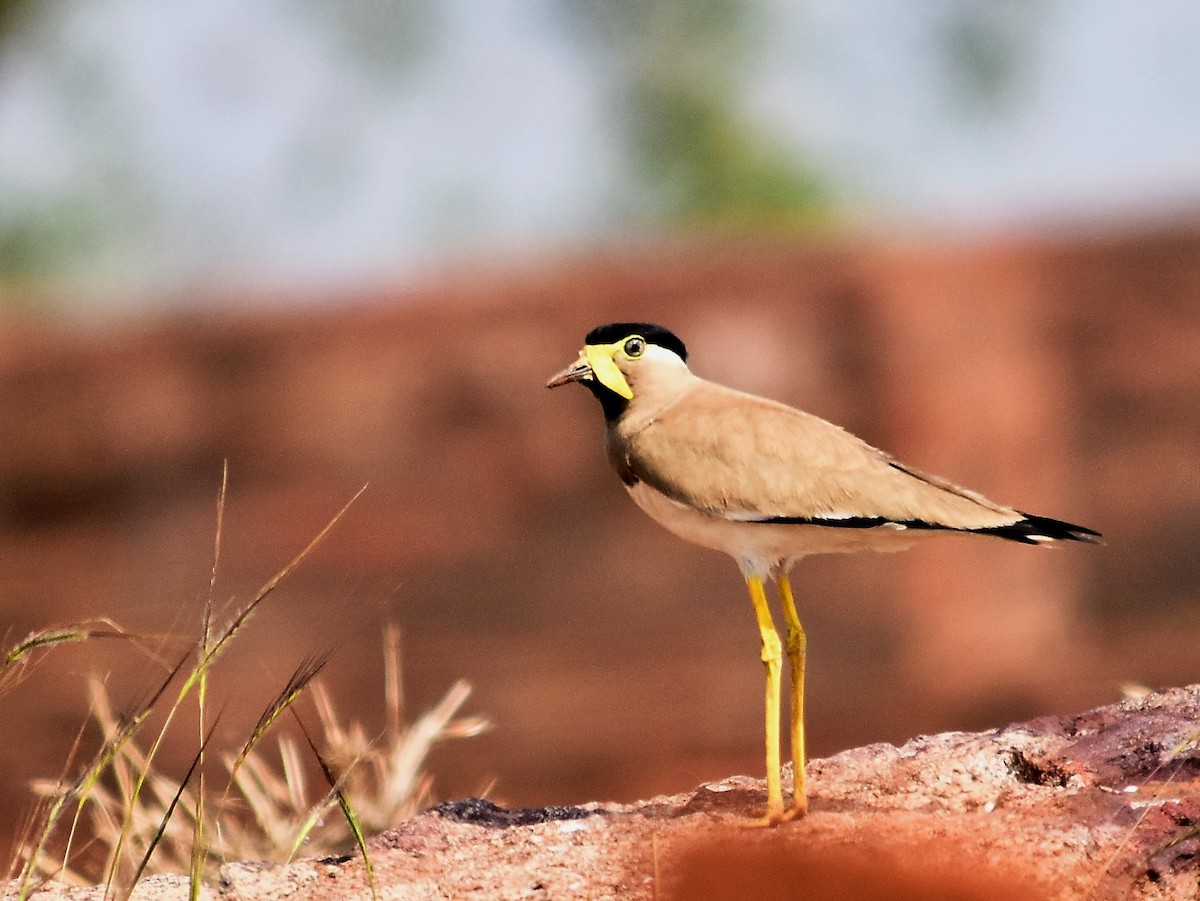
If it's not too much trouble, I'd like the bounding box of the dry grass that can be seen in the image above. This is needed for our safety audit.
[0,623,132,697]
[21,630,485,886]
[7,476,488,900]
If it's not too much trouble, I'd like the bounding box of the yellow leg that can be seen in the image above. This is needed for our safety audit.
[745,575,785,825]
[777,572,808,819]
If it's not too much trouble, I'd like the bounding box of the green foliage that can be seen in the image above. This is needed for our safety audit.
[0,0,43,47]
[629,80,831,224]
[564,0,833,227]
[0,201,103,297]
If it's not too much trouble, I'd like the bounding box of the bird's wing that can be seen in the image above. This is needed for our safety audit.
[620,381,1021,531]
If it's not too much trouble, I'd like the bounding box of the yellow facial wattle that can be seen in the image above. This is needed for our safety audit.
[584,342,634,400]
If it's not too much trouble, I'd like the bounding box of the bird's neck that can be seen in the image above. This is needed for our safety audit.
[584,381,630,422]
[613,373,700,437]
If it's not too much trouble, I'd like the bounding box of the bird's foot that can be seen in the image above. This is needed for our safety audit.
[739,811,784,829]
[781,799,808,822]
[739,798,808,828]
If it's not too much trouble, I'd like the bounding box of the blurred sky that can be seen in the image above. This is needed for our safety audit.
[1,0,1199,308]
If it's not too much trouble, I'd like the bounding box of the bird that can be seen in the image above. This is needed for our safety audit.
[546,321,1100,826]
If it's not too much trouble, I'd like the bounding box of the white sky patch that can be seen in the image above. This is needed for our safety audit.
[1,1,1198,303]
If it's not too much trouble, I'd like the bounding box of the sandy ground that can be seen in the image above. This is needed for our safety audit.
[15,684,1200,900]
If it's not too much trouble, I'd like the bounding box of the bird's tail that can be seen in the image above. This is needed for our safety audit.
[974,512,1102,545]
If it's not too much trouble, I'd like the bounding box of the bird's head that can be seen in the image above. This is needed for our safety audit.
[546,322,689,420]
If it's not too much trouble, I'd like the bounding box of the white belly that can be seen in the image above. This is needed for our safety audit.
[626,481,923,575]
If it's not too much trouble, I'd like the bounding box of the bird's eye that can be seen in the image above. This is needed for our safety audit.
[624,336,646,358]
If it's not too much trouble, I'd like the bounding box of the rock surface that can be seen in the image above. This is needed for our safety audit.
[20,685,1200,900]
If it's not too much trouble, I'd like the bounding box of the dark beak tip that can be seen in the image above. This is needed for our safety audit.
[546,362,591,390]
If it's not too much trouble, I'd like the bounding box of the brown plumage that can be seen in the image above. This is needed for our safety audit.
[611,379,1019,528]
[547,321,1099,825]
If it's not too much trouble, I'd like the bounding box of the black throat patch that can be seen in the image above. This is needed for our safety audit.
[584,378,631,421]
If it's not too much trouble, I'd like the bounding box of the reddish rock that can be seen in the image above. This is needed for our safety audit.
[20,686,1200,900]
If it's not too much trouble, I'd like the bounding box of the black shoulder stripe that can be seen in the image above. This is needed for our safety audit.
[756,515,945,530]
[753,512,1101,545]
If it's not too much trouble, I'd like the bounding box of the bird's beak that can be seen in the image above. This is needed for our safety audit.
[546,352,593,389]
[548,344,635,398]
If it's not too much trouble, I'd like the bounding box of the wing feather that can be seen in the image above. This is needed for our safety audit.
[616,381,1020,531]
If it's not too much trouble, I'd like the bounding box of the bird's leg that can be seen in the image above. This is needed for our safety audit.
[777,571,808,819]
[745,575,785,825]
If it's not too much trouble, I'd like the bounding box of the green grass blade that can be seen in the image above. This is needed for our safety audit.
[333,786,375,900]
[129,718,219,890]
[292,713,377,901]
[228,652,332,784]
[99,650,194,898]
[189,463,226,896]
[0,622,131,695]
[194,485,366,680]
[103,488,364,892]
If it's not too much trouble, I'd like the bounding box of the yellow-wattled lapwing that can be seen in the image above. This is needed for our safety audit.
[547,322,1099,825]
